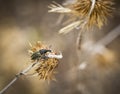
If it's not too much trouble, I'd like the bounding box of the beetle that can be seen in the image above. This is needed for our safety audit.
[31,49,52,60]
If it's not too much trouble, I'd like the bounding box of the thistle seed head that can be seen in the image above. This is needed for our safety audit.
[28,41,62,81]
[70,0,114,29]
[49,0,115,33]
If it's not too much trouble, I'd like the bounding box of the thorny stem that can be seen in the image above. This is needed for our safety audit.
[0,53,62,94]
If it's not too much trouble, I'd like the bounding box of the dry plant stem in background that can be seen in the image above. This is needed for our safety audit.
[63,24,120,76]
[98,25,120,46]
[78,25,120,70]
[76,31,84,50]
[0,42,63,94]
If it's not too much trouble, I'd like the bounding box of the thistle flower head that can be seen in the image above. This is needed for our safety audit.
[49,0,114,34]
[28,41,62,81]
[70,0,114,28]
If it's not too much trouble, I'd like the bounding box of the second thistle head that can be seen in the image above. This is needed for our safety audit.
[49,0,115,33]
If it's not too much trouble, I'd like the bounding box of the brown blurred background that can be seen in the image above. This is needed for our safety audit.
[0,0,120,94]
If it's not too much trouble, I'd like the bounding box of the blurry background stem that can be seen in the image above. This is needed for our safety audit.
[98,25,120,46]
[76,31,84,50]
[78,24,120,70]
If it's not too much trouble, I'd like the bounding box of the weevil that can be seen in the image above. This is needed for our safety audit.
[31,49,51,60]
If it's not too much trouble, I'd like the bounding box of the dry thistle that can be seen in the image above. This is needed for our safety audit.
[28,41,62,81]
[49,0,114,34]
[0,41,62,94]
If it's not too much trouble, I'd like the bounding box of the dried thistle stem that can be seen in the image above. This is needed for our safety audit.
[89,0,96,17]
[0,53,62,94]
[0,77,17,94]
[76,31,84,50]
[0,61,38,94]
